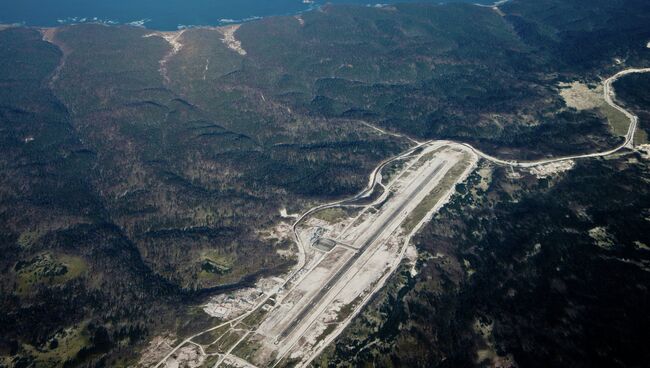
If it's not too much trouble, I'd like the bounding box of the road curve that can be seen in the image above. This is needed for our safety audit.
[289,67,650,259]
[463,68,650,168]
[153,67,648,368]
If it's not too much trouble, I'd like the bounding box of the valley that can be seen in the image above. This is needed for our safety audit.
[1,0,650,366]
[153,63,650,367]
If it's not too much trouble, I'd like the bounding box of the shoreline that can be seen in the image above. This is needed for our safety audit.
[0,0,499,32]
[0,2,320,32]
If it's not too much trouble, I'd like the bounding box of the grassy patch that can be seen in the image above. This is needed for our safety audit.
[336,296,363,322]
[406,147,446,173]
[599,103,630,137]
[314,296,365,345]
[231,337,264,362]
[381,157,409,186]
[313,207,348,224]
[23,322,90,366]
[634,127,648,145]
[15,253,88,295]
[402,155,471,233]
[57,255,88,280]
[199,355,220,367]
[205,329,245,354]
[178,305,225,339]
[17,230,45,249]
[199,250,234,277]
[193,324,230,346]
[314,324,338,346]
[240,301,274,329]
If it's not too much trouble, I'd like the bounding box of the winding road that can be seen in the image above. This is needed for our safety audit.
[153,67,649,368]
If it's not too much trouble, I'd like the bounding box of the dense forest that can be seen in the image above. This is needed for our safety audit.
[319,152,650,367]
[1,0,649,366]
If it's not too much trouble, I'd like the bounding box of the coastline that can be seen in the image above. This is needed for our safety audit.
[0,0,497,32]
[0,2,320,32]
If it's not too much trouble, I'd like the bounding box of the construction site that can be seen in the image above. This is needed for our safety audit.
[154,141,478,368]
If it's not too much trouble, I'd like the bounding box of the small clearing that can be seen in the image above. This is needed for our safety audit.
[404,243,419,277]
[162,344,204,368]
[559,81,603,110]
[138,335,177,367]
[203,277,282,319]
[279,208,299,219]
[473,318,517,367]
[559,80,630,136]
[202,58,209,80]
[637,144,650,159]
[219,25,247,56]
[41,27,70,88]
[295,15,305,26]
[588,226,616,250]
[528,160,575,178]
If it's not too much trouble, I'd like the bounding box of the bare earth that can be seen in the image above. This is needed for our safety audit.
[219,25,247,56]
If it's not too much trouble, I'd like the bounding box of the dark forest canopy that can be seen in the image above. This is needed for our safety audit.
[0,0,649,366]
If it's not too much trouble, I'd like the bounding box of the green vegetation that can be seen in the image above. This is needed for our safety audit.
[402,155,471,233]
[314,324,338,347]
[336,296,364,323]
[22,323,90,367]
[1,0,649,366]
[193,324,230,346]
[612,73,650,145]
[16,230,46,249]
[240,301,274,329]
[206,330,245,354]
[15,253,87,294]
[176,306,223,339]
[380,157,410,186]
[600,103,631,137]
[313,207,350,224]
[201,355,220,367]
[320,153,650,367]
[231,336,264,363]
[199,250,234,279]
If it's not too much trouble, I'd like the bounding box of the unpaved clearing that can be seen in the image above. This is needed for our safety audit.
[404,243,419,276]
[588,226,616,250]
[40,27,71,88]
[144,30,186,83]
[559,81,603,110]
[138,335,177,367]
[203,277,283,319]
[473,319,516,367]
[162,344,204,368]
[219,25,247,56]
[41,27,58,43]
[260,221,292,243]
[222,355,257,367]
[638,144,650,159]
[279,208,299,219]
[559,80,632,137]
[528,160,575,178]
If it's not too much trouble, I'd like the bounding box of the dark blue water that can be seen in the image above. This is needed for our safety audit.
[0,0,494,30]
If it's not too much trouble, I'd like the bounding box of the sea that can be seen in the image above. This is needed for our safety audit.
[0,0,495,31]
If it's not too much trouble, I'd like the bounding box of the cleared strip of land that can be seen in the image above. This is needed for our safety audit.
[153,67,650,368]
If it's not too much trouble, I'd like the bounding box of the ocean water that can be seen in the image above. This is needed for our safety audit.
[0,0,495,30]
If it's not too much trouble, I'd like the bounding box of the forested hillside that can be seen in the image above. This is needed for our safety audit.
[0,0,649,366]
